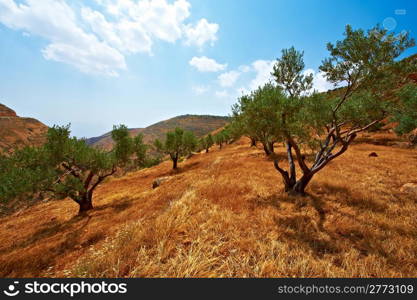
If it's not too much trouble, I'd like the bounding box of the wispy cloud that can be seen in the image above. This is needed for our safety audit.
[184,18,219,48]
[303,68,337,92]
[0,0,220,76]
[218,70,240,87]
[248,60,275,91]
[189,56,227,72]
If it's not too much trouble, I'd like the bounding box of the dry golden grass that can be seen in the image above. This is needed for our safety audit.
[1,134,417,278]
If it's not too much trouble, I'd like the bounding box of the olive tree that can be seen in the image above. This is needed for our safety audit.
[0,146,52,203]
[232,83,285,155]
[391,84,417,144]
[44,125,117,213]
[235,25,415,195]
[231,97,260,148]
[199,134,214,153]
[1,124,148,214]
[154,128,197,169]
[111,124,133,167]
[214,131,226,149]
[223,122,245,145]
[111,125,148,169]
[272,46,313,97]
[132,133,148,167]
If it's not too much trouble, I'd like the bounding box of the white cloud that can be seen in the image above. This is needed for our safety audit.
[249,60,275,90]
[206,59,337,103]
[81,7,152,54]
[42,42,126,77]
[0,0,219,76]
[103,0,191,43]
[0,0,126,76]
[189,56,226,72]
[92,0,218,48]
[192,85,209,95]
[303,68,335,92]
[184,18,219,48]
[218,70,240,87]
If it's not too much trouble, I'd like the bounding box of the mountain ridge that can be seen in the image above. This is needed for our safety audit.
[0,104,48,154]
[86,114,230,150]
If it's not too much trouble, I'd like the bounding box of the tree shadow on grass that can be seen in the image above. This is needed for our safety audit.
[93,197,133,213]
[251,193,326,230]
[0,214,106,277]
[273,214,340,257]
[250,183,415,272]
[310,182,388,214]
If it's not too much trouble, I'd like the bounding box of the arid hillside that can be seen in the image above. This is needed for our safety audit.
[0,104,48,154]
[86,115,230,150]
[1,132,416,277]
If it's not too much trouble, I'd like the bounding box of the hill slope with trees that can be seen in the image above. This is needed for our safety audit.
[1,133,417,277]
[86,115,230,150]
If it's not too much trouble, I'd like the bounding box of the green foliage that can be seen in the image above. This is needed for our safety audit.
[206,134,214,149]
[44,125,117,202]
[1,125,120,213]
[214,132,225,148]
[320,24,415,95]
[154,128,197,169]
[213,129,233,149]
[223,122,242,142]
[391,84,417,135]
[272,46,313,97]
[233,24,415,194]
[199,134,214,152]
[0,146,52,203]
[232,82,288,153]
[132,134,148,167]
[111,124,133,167]
[111,125,148,169]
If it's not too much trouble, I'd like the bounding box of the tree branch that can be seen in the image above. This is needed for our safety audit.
[274,159,291,188]
[286,136,310,174]
[286,142,296,184]
[89,167,116,193]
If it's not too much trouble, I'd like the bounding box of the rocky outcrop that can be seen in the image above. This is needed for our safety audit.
[400,183,417,194]
[0,104,17,117]
[152,176,171,189]
[408,129,417,145]
[0,103,48,153]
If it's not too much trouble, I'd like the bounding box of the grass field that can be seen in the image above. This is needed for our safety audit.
[1,133,416,277]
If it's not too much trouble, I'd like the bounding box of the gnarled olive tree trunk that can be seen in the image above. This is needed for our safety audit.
[274,132,359,196]
[69,168,116,214]
[78,192,93,214]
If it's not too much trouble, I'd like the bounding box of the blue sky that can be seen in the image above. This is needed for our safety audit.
[1,0,416,138]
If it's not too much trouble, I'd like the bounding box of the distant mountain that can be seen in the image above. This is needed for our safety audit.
[0,104,48,154]
[86,114,231,150]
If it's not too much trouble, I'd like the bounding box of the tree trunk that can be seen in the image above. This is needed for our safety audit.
[250,138,257,147]
[78,194,93,214]
[206,148,209,153]
[268,141,275,154]
[288,174,313,196]
[262,142,271,155]
[173,157,178,169]
[286,142,296,187]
